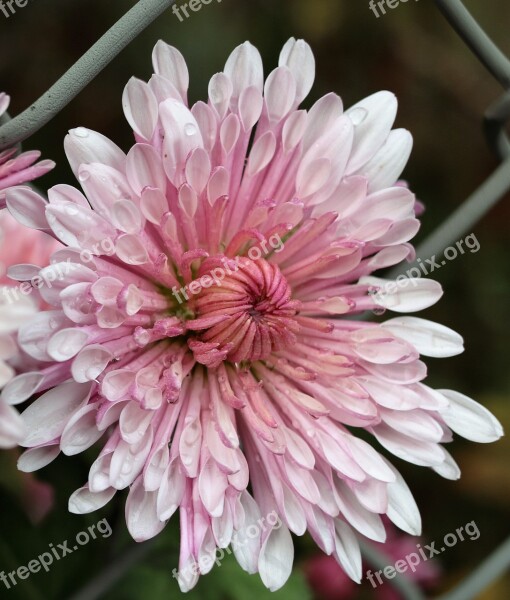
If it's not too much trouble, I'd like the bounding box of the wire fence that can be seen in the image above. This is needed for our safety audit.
[0,0,508,598]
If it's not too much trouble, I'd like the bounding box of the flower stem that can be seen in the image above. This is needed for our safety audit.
[0,0,176,150]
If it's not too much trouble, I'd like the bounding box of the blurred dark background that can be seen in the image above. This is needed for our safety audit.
[0,1,509,598]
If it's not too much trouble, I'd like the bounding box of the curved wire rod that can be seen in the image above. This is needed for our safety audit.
[0,112,23,154]
[434,0,510,90]
[0,0,176,150]
[484,91,510,160]
[390,156,510,277]
[435,535,510,600]
[0,111,22,154]
[359,539,427,600]
[67,539,157,600]
[347,153,509,321]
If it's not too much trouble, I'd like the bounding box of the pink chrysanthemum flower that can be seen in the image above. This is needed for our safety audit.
[5,40,503,591]
[0,93,55,447]
[0,211,59,447]
[0,92,55,208]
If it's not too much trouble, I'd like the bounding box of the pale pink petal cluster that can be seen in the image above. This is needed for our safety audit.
[0,211,60,447]
[0,93,55,207]
[4,39,503,591]
[0,93,55,447]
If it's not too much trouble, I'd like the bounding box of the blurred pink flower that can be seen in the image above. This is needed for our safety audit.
[0,92,54,208]
[0,210,60,284]
[0,215,58,447]
[305,526,440,600]
[5,39,503,592]
[305,553,358,600]
[21,473,55,524]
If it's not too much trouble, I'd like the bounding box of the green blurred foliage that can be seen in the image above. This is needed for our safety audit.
[1,1,509,598]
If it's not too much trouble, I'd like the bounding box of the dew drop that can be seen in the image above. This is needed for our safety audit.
[72,432,88,446]
[121,455,133,474]
[349,107,368,126]
[65,204,79,216]
[181,454,193,466]
[210,89,223,105]
[73,127,89,138]
[78,170,90,182]
[184,123,197,137]
[134,330,151,347]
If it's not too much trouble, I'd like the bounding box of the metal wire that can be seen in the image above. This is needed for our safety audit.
[435,0,510,88]
[436,536,510,600]
[0,0,508,598]
[390,0,510,274]
[0,0,176,150]
[390,155,510,277]
[484,91,510,160]
[383,2,510,598]
[359,539,427,600]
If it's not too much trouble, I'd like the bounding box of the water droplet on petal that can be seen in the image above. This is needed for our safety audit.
[349,107,368,126]
[74,127,89,138]
[121,454,134,474]
[184,123,197,137]
[78,170,90,182]
[66,204,79,216]
[210,89,223,104]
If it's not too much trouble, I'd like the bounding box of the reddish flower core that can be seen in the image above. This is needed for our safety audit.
[186,257,301,366]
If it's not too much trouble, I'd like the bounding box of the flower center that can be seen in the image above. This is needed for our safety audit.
[186,257,301,366]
